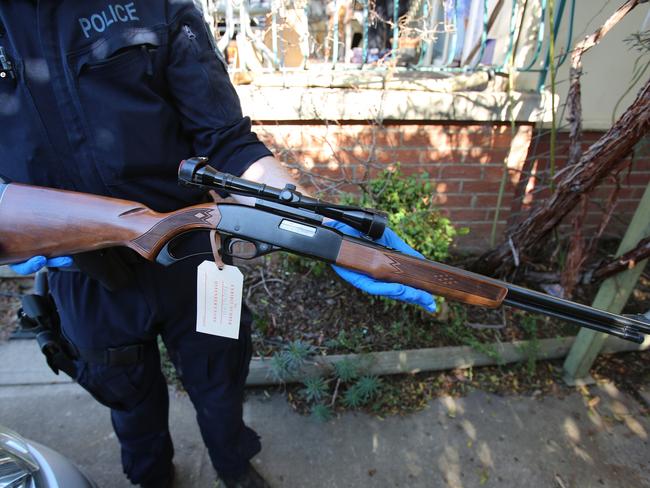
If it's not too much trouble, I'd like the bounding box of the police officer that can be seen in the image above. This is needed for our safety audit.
[0,1,436,487]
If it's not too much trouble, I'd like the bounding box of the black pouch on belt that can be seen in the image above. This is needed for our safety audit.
[19,273,77,378]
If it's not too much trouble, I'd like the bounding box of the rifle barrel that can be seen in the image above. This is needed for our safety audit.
[504,284,648,343]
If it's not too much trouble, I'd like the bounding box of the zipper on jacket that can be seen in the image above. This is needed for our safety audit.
[183,25,197,41]
[0,46,16,81]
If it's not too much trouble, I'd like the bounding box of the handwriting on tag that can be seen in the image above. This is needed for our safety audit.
[196,261,243,339]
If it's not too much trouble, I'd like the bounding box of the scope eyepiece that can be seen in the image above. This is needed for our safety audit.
[179,157,210,186]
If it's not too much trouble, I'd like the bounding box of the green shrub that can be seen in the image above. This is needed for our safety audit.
[333,358,360,382]
[343,166,466,261]
[517,314,540,377]
[342,385,366,408]
[301,376,329,402]
[269,340,316,381]
[354,375,382,400]
[310,403,334,422]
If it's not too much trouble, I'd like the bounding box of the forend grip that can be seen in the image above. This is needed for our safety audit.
[335,237,508,308]
[0,183,221,265]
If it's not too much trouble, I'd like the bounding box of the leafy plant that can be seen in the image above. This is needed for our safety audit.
[310,403,334,422]
[269,353,291,382]
[284,340,316,370]
[444,305,503,364]
[342,385,366,408]
[326,328,368,353]
[269,340,316,381]
[344,166,466,261]
[517,314,540,377]
[301,376,329,402]
[354,375,382,400]
[333,358,360,382]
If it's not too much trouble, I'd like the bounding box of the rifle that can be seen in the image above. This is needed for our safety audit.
[0,157,648,343]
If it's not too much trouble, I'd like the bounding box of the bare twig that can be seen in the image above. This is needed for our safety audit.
[260,268,278,302]
[592,236,650,282]
[567,0,643,167]
[330,377,342,407]
[508,237,520,267]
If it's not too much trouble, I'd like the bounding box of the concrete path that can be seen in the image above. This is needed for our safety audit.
[1,340,649,488]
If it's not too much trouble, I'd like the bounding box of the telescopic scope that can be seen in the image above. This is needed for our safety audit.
[178,157,387,239]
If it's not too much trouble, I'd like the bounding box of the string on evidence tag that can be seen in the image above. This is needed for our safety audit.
[196,261,243,339]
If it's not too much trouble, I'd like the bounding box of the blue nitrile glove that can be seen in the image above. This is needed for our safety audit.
[325,221,437,313]
[9,256,74,275]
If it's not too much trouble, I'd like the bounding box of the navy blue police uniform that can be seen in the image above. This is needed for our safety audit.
[0,1,272,485]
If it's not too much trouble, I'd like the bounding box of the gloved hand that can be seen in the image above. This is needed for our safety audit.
[9,256,74,275]
[325,221,437,313]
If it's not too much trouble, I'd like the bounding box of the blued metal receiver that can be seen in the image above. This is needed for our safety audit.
[178,157,388,239]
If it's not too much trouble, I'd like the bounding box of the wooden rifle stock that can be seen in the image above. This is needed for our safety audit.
[336,238,507,308]
[0,182,507,308]
[0,183,221,264]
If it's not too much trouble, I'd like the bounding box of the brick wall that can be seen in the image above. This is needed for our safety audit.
[254,121,649,251]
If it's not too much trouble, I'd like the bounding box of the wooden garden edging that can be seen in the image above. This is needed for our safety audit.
[246,335,650,386]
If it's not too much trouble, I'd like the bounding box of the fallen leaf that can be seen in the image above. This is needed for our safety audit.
[588,396,600,409]
[479,469,489,485]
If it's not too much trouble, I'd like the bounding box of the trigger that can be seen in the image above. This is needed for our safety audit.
[224,239,279,259]
[226,239,260,259]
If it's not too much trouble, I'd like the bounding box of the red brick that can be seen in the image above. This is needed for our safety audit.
[612,200,645,213]
[481,166,508,181]
[431,194,474,207]
[462,181,502,193]
[454,234,494,251]
[392,165,433,177]
[439,165,483,180]
[433,181,462,194]
[618,186,648,199]
[447,209,490,222]
[374,128,402,147]
[454,222,504,236]
[419,163,444,178]
[304,164,356,181]
[375,148,420,164]
[391,149,421,164]
[623,172,650,186]
[581,131,607,143]
[401,127,433,146]
[419,147,455,163]
[474,194,513,209]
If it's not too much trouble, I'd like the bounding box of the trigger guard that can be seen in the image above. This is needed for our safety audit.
[155,242,181,266]
[154,231,218,266]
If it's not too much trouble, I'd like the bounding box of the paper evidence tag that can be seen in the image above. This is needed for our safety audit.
[196,261,243,339]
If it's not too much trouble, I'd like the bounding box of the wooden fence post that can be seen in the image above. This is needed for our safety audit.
[563,181,650,384]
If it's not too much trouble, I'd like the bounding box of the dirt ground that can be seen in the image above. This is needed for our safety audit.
[240,255,650,356]
[2,262,648,419]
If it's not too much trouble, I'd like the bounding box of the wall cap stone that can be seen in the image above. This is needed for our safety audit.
[237,86,555,124]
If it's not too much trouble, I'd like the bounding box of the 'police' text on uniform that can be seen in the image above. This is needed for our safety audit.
[79,3,139,39]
